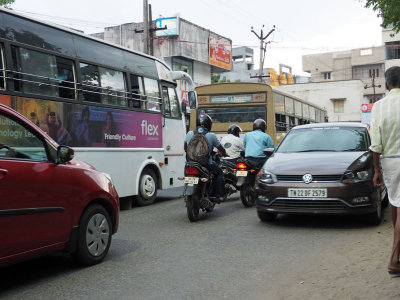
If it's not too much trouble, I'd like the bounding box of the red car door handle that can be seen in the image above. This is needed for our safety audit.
[0,168,8,179]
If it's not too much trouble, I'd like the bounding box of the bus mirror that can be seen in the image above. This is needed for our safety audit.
[181,101,187,113]
[188,91,197,109]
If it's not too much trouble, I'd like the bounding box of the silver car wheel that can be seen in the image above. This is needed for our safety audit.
[86,213,110,257]
[140,174,156,198]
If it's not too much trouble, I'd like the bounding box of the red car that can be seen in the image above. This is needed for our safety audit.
[0,104,119,267]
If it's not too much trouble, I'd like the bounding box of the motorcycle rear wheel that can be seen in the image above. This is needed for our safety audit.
[187,194,200,222]
[240,184,256,207]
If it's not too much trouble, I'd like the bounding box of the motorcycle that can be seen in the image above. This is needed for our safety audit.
[182,159,237,222]
[219,157,239,201]
[236,148,274,207]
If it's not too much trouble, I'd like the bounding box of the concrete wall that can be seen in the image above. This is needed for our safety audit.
[280,80,365,122]
[91,18,231,87]
[382,27,400,71]
[193,61,211,86]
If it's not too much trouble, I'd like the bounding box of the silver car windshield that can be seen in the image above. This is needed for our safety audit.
[277,127,369,153]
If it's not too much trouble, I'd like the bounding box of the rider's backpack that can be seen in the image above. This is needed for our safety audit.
[186,130,210,166]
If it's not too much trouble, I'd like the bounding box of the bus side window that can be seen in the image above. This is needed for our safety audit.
[162,86,171,117]
[130,74,145,109]
[80,63,101,103]
[0,44,5,90]
[99,67,126,107]
[275,114,286,132]
[168,87,181,118]
[12,46,58,97]
[143,78,161,112]
[56,57,76,99]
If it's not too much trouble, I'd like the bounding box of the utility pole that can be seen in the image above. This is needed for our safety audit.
[148,4,153,56]
[364,73,381,103]
[136,1,167,55]
[251,25,275,83]
[143,0,149,54]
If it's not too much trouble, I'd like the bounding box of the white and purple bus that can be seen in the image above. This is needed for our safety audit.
[0,8,197,207]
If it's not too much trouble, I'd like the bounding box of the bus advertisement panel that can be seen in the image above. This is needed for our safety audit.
[0,96,162,148]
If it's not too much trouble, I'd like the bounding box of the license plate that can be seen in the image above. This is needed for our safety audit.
[236,171,248,177]
[288,188,327,198]
[184,177,199,184]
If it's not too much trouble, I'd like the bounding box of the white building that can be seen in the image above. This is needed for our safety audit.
[382,25,400,70]
[280,80,365,123]
[302,47,385,103]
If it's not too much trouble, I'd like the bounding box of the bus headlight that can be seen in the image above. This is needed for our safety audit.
[259,169,277,184]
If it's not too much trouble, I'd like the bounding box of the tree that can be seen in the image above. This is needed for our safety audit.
[0,0,15,8]
[211,74,220,84]
[364,0,400,33]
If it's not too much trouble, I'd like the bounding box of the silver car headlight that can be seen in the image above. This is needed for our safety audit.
[342,170,370,183]
[259,169,278,184]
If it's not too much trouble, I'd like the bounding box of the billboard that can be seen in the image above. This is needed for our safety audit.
[209,36,232,70]
[155,17,179,37]
[0,96,162,148]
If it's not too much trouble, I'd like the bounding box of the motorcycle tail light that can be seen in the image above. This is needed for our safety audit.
[237,162,247,170]
[185,166,200,175]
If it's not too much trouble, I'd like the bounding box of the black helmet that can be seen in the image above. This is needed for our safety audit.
[253,118,266,132]
[228,124,242,137]
[196,113,212,131]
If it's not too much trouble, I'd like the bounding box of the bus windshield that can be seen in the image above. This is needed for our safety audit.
[201,106,266,123]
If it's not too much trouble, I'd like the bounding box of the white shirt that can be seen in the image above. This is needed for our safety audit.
[221,134,245,159]
[370,88,400,156]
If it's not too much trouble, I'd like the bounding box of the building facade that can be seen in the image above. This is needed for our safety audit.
[91,17,232,103]
[302,46,385,103]
[280,80,365,123]
[382,25,400,70]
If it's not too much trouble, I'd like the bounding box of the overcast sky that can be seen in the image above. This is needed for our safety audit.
[9,0,382,75]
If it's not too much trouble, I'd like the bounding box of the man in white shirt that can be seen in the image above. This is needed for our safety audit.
[370,66,400,275]
[221,124,245,162]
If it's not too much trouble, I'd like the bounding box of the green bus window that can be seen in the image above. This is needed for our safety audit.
[275,114,287,132]
[203,107,266,123]
[80,63,101,103]
[99,67,126,107]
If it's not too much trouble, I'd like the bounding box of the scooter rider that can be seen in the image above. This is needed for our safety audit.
[221,124,245,163]
[243,118,275,169]
[184,113,228,203]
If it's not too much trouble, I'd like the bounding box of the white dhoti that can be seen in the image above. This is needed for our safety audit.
[382,156,400,207]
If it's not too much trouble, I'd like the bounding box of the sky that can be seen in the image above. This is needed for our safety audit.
[9,0,383,75]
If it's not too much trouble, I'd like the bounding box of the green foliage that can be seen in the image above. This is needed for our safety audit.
[0,0,15,8]
[364,0,400,33]
[211,74,220,84]
[234,79,241,83]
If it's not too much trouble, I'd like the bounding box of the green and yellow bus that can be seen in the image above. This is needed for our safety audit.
[192,82,328,145]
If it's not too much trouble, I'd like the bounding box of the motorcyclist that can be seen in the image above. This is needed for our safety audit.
[243,118,275,169]
[184,113,228,203]
[221,124,245,163]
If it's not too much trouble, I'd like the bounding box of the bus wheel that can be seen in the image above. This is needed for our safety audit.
[134,169,158,206]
